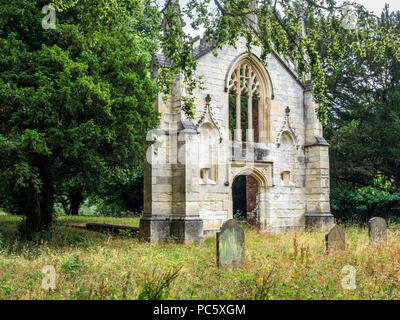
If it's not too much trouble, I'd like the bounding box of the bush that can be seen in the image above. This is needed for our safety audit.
[137,266,182,300]
[60,254,87,275]
[331,186,400,223]
[90,166,144,217]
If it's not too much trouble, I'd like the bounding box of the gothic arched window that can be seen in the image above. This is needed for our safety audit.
[226,56,272,144]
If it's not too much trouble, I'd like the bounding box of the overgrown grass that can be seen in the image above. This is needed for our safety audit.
[57,215,140,227]
[0,216,399,300]
[0,215,140,228]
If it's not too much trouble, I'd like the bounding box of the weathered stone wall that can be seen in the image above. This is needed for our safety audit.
[190,39,310,234]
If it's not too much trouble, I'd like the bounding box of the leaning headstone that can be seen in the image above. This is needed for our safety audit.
[216,219,245,268]
[369,217,387,244]
[325,224,345,251]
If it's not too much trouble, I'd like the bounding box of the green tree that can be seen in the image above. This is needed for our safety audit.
[0,0,159,238]
[324,5,400,189]
[54,0,400,124]
[89,165,144,216]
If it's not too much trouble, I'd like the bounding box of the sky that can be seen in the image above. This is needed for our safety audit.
[353,0,400,13]
[175,0,400,13]
[155,0,400,37]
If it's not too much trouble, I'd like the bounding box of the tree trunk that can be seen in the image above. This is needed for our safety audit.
[19,157,54,240]
[69,188,83,216]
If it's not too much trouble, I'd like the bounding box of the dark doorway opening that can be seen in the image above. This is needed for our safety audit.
[232,174,259,225]
[232,175,247,221]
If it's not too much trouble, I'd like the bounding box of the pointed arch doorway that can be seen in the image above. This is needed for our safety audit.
[232,174,259,226]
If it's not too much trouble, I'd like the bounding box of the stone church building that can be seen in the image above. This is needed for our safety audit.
[140,37,334,243]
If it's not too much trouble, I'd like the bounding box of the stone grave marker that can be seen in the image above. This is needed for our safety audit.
[325,224,345,251]
[216,219,245,268]
[369,217,387,244]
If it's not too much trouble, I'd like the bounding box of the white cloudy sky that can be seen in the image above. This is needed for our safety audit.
[155,0,400,36]
[176,0,400,12]
[353,0,399,13]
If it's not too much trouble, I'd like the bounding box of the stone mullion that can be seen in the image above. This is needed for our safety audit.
[235,68,241,141]
[247,78,253,142]
[258,95,265,143]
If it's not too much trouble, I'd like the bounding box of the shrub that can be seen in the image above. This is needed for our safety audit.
[137,266,182,300]
[60,254,86,275]
[93,166,144,217]
[331,186,400,223]
[118,229,134,238]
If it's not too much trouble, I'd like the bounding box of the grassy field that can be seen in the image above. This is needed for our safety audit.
[56,215,141,227]
[0,215,399,300]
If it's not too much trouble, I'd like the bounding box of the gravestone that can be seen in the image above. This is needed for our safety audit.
[216,219,245,268]
[369,217,387,244]
[325,224,345,251]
